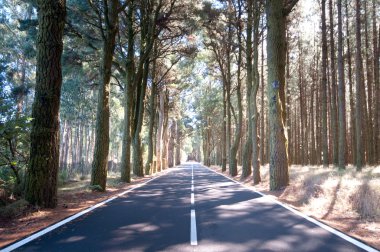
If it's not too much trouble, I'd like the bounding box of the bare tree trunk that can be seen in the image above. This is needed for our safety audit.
[120,3,134,182]
[266,0,295,190]
[229,0,243,177]
[321,0,329,167]
[252,0,261,184]
[156,91,164,172]
[145,56,157,175]
[260,31,265,165]
[25,0,66,208]
[222,80,227,172]
[175,119,181,165]
[242,0,253,178]
[345,0,356,164]
[355,0,364,171]
[329,0,338,166]
[373,0,380,163]
[337,0,346,169]
[168,120,176,168]
[364,1,374,164]
[132,58,150,177]
[91,0,119,190]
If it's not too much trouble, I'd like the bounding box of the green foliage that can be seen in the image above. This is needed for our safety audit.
[0,78,31,195]
[58,170,69,186]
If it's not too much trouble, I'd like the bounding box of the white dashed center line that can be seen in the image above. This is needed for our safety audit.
[190,164,198,246]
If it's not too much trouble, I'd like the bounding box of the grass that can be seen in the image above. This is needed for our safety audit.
[252,164,380,220]
[290,165,380,220]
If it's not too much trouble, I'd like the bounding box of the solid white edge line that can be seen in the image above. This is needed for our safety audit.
[190,209,198,245]
[191,193,195,205]
[1,170,172,252]
[203,165,379,252]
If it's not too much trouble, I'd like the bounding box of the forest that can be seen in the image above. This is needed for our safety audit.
[0,0,379,248]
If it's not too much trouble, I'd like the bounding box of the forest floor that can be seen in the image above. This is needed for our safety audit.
[0,165,379,250]
[210,164,380,250]
[0,170,170,248]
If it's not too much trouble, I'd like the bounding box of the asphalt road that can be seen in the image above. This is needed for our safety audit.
[3,163,377,252]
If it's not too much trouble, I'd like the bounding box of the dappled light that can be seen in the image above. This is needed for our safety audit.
[1,0,380,250]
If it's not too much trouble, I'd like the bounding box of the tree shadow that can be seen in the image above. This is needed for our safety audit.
[321,176,342,220]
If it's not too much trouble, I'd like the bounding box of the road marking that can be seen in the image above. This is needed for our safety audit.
[190,210,198,245]
[190,164,198,246]
[1,171,171,252]
[204,165,378,252]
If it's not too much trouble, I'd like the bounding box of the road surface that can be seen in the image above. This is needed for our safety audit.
[2,163,377,252]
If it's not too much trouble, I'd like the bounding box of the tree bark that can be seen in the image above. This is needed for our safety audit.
[252,0,261,184]
[354,0,364,171]
[222,79,227,172]
[91,0,119,191]
[329,0,338,166]
[373,0,380,163]
[345,0,356,164]
[242,0,254,178]
[364,1,374,164]
[321,0,329,167]
[25,0,66,208]
[175,119,181,165]
[120,3,134,182]
[145,57,157,175]
[337,0,346,170]
[132,58,150,177]
[266,0,293,190]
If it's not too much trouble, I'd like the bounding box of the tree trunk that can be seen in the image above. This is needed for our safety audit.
[175,120,181,165]
[145,58,157,175]
[329,0,338,166]
[241,0,253,178]
[345,0,356,164]
[168,120,176,168]
[91,0,119,191]
[337,0,346,169]
[354,0,364,171]
[364,1,374,164]
[120,3,134,183]
[25,0,66,208]
[373,0,380,163]
[161,91,169,170]
[252,0,261,184]
[222,79,227,172]
[321,0,329,167]
[266,0,291,190]
[156,91,165,172]
[132,58,150,177]
[229,0,243,177]
[260,31,265,165]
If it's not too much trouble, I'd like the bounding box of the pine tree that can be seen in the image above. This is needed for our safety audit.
[25,0,66,208]
[266,0,298,190]
[337,0,346,170]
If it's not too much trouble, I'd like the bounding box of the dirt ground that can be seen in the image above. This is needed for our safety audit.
[0,166,379,250]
